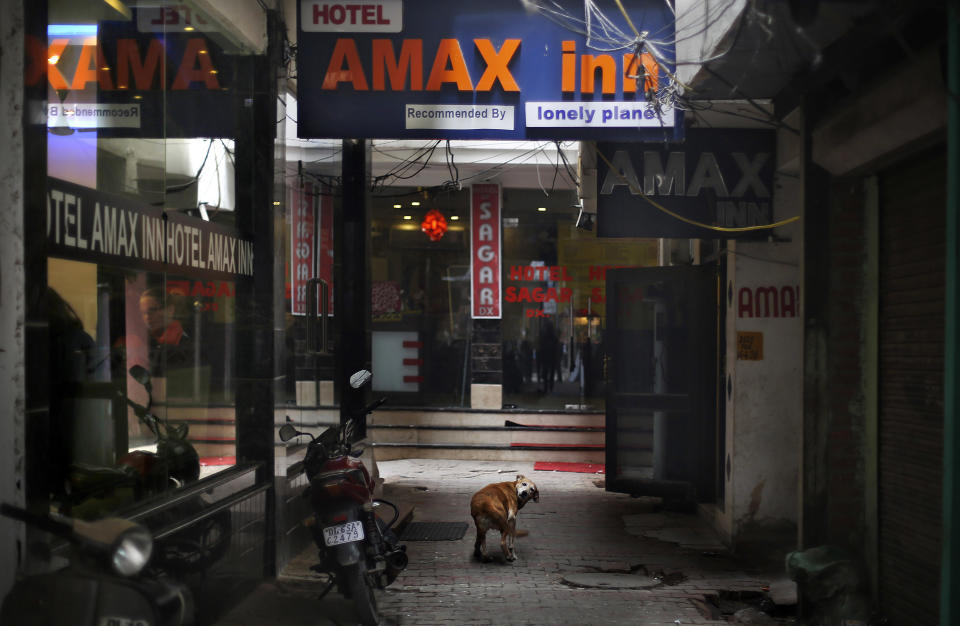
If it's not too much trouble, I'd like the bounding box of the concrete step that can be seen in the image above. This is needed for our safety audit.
[192,441,236,458]
[182,422,236,439]
[385,502,416,536]
[370,410,605,429]
[367,409,611,463]
[163,406,236,421]
[371,443,606,463]
[369,425,606,447]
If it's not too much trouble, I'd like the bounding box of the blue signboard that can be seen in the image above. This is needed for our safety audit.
[596,129,777,239]
[296,0,679,140]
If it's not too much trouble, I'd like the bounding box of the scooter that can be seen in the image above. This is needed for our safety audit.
[279,369,407,626]
[0,502,194,625]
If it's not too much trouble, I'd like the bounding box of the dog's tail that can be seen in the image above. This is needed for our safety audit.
[515,529,529,537]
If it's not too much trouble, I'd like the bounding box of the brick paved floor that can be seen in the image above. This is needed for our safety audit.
[216,458,795,626]
[370,459,787,625]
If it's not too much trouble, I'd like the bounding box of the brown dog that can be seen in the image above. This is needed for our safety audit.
[470,475,540,562]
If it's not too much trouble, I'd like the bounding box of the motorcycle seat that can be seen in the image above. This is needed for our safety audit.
[67,462,138,493]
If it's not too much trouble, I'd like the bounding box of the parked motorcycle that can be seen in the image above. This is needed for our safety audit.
[63,364,200,518]
[0,502,194,625]
[279,369,407,626]
[122,364,201,487]
[62,365,230,577]
[121,364,231,578]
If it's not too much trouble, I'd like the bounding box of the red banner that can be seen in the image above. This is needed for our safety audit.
[317,184,334,315]
[470,183,502,319]
[291,182,316,315]
[290,182,335,316]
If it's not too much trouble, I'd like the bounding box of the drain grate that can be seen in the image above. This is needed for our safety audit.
[399,521,469,541]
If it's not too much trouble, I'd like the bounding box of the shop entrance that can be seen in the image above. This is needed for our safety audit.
[604,264,722,504]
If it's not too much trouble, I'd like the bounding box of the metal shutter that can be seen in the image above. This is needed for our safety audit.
[878,149,946,626]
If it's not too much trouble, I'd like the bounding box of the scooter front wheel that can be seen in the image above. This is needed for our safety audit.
[343,562,378,625]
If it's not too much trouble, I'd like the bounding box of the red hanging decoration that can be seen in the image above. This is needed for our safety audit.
[421,208,448,241]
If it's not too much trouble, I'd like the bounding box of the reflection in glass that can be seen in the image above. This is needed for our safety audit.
[46,261,237,519]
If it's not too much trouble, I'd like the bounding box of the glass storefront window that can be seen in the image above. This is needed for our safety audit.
[365,179,658,411]
[500,189,658,411]
[370,187,472,407]
[38,1,261,517]
[47,258,238,518]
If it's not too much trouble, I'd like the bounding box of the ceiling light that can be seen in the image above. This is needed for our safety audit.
[450,215,460,221]
[403,215,412,220]
[393,204,401,209]
[537,207,547,212]
[411,201,420,206]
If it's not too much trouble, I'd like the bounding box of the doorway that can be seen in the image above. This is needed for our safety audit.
[604,264,722,504]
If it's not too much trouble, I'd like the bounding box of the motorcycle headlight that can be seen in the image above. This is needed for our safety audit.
[111,525,154,576]
[73,517,154,577]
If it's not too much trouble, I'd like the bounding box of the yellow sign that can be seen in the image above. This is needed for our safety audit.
[556,232,658,317]
[737,331,763,360]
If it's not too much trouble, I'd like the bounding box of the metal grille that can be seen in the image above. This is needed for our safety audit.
[277,464,313,571]
[399,521,468,541]
[878,150,945,626]
[209,488,268,577]
[131,466,270,624]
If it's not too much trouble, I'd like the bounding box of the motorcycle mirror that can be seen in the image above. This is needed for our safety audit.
[349,369,372,389]
[279,423,300,442]
[129,365,151,386]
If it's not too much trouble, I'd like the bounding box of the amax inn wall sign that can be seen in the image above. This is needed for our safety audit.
[297,0,679,140]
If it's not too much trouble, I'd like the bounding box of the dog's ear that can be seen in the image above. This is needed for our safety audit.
[516,474,523,482]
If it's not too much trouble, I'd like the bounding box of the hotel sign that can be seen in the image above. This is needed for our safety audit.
[46,178,254,279]
[471,184,502,319]
[296,0,679,140]
[597,129,777,239]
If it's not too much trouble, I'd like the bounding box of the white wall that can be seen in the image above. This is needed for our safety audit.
[722,115,803,546]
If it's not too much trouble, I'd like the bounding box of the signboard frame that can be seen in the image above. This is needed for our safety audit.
[296,0,681,141]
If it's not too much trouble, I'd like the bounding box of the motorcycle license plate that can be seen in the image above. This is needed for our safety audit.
[323,521,364,546]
